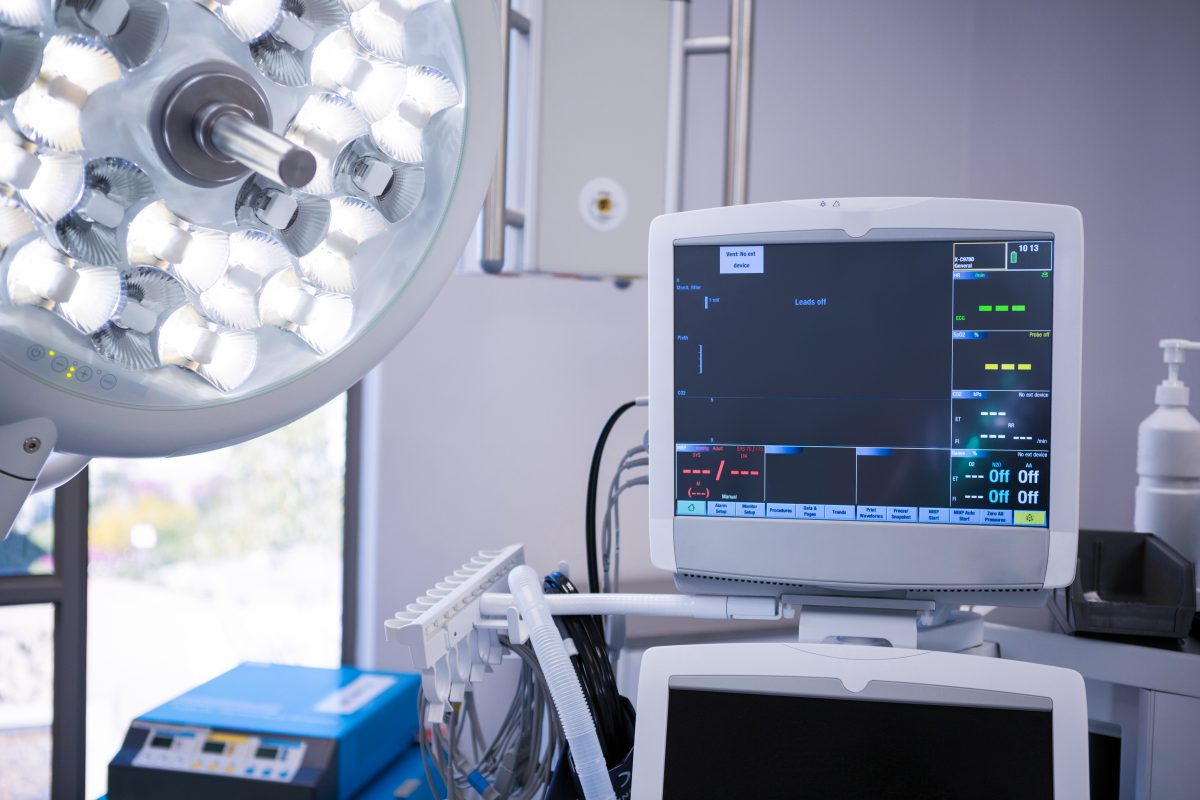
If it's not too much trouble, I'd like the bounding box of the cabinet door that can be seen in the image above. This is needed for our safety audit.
[1141,690,1200,798]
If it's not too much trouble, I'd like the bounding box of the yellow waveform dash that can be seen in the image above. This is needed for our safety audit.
[1017,363,1032,370]
[984,363,999,371]
[1001,363,1016,370]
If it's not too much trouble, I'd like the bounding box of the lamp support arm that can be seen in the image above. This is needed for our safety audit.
[0,417,57,539]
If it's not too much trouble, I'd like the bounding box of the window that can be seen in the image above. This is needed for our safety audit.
[0,604,54,800]
[0,492,54,577]
[0,387,358,800]
[86,393,349,797]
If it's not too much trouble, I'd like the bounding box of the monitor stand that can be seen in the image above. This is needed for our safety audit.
[784,594,991,654]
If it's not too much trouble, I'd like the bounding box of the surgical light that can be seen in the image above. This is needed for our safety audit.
[0,28,43,100]
[91,266,186,369]
[235,176,331,255]
[0,0,502,533]
[51,158,155,265]
[199,229,294,329]
[258,268,352,353]
[6,238,123,335]
[310,28,406,122]
[0,122,86,224]
[0,0,45,29]
[345,0,435,62]
[156,303,258,392]
[284,91,368,195]
[14,34,123,152]
[297,195,385,293]
[370,65,459,163]
[56,0,170,68]
[197,0,281,43]
[337,138,425,223]
[248,0,345,87]
[0,194,35,257]
[126,201,230,292]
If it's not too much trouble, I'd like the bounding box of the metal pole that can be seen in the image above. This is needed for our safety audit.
[665,1,687,214]
[480,0,514,273]
[724,0,753,206]
[684,35,731,55]
[209,112,317,189]
[50,468,88,800]
[341,383,362,667]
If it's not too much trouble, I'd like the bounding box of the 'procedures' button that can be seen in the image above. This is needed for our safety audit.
[1014,510,1047,526]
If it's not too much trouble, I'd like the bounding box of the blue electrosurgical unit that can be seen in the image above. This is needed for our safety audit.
[106,663,424,800]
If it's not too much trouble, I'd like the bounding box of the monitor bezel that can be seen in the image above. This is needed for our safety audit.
[648,198,1083,593]
[629,642,1089,800]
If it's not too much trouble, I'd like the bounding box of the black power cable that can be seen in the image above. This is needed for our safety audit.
[585,400,638,594]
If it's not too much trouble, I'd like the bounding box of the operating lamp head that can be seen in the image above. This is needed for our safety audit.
[0,0,502,533]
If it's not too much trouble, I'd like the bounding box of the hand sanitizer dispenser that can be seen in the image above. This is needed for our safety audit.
[1134,339,1200,566]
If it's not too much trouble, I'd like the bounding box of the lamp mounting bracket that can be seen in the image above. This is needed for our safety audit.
[0,417,57,540]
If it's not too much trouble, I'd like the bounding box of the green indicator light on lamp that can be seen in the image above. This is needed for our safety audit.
[978,305,992,312]
[1012,305,1026,312]
[995,305,1009,312]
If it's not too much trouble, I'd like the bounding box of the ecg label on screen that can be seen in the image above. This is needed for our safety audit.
[953,268,1052,331]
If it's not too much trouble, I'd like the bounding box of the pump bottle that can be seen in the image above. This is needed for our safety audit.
[1134,339,1200,565]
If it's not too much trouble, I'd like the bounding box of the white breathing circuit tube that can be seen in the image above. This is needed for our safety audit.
[508,565,616,800]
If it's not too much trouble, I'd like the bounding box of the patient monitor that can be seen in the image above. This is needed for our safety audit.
[647,198,1084,600]
[635,198,1089,798]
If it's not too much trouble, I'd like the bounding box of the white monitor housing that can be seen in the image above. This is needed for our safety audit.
[648,198,1083,602]
[630,642,1089,799]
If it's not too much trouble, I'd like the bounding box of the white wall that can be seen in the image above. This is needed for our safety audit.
[359,276,649,667]
[361,0,1200,668]
[741,0,1200,530]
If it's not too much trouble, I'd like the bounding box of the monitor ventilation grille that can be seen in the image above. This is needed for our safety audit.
[678,572,1042,594]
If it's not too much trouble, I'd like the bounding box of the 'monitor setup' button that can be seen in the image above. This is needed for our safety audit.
[676,500,706,516]
[1014,510,1047,526]
[735,502,765,517]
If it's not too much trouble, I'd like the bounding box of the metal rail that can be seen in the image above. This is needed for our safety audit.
[723,0,753,206]
[480,1,530,273]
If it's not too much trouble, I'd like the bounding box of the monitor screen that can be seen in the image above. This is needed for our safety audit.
[673,238,1053,528]
[662,687,1055,799]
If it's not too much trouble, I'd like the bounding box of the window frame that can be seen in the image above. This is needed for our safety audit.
[0,470,88,800]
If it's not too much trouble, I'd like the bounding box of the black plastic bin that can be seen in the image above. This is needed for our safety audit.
[1051,529,1196,639]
